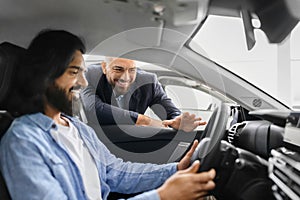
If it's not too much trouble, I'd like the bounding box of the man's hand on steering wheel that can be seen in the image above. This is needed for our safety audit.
[177,140,199,171]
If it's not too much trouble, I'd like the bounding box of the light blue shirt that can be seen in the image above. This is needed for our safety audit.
[0,113,177,200]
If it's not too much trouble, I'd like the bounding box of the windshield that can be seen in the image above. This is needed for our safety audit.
[189,15,300,110]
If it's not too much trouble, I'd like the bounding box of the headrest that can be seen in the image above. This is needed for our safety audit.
[0,42,25,106]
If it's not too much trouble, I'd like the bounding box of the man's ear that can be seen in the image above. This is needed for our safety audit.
[101,62,107,74]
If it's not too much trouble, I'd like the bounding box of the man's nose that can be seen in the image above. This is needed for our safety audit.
[77,72,88,88]
[120,70,130,80]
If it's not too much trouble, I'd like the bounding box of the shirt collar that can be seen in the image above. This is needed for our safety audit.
[113,90,124,100]
[27,112,77,132]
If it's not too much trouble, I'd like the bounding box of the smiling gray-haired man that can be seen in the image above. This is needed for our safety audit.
[82,57,206,132]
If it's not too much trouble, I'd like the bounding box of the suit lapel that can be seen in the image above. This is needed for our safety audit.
[97,75,117,106]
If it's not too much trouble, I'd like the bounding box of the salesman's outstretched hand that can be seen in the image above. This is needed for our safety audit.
[162,112,206,132]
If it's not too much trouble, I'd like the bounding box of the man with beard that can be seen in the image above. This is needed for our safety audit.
[82,57,206,132]
[0,30,215,200]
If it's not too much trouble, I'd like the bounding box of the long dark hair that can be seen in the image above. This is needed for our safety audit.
[10,29,86,116]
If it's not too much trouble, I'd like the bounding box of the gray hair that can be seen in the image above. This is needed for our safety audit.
[104,56,115,64]
[103,56,136,68]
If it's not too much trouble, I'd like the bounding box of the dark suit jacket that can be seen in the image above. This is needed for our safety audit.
[81,64,181,125]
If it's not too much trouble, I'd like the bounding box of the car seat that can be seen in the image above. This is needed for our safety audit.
[0,41,26,200]
[0,42,25,136]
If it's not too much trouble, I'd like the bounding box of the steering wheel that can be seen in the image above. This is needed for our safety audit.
[191,102,245,199]
[191,103,275,199]
[191,102,230,172]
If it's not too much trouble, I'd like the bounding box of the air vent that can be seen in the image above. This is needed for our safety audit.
[269,148,300,200]
[227,122,246,144]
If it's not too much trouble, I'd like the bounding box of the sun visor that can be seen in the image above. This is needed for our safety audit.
[257,0,300,43]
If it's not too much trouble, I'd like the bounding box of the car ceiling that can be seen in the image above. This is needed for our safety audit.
[0,0,206,52]
[0,0,299,54]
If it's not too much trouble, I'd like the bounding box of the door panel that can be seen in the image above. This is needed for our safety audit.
[91,123,201,164]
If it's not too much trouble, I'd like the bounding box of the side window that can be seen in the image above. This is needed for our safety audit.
[165,85,213,111]
[145,82,220,130]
